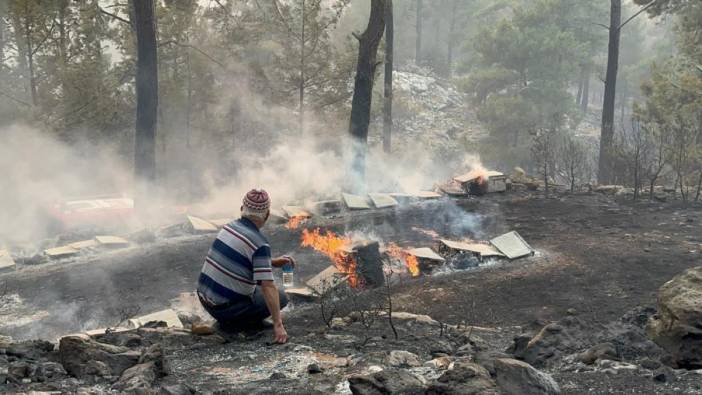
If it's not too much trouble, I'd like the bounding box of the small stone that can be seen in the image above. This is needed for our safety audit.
[566,308,577,316]
[640,359,662,370]
[425,356,451,370]
[191,322,215,336]
[652,366,675,383]
[307,363,323,374]
[270,372,286,379]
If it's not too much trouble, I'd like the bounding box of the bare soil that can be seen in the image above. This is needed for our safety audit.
[1,191,701,393]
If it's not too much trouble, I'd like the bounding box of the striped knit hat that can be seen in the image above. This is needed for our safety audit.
[242,188,270,214]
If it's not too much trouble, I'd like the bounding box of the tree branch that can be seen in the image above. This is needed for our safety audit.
[620,0,659,30]
[0,89,32,107]
[159,40,228,69]
[592,22,610,30]
[98,6,131,25]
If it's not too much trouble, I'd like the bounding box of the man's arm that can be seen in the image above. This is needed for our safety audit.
[259,280,288,343]
[271,255,295,268]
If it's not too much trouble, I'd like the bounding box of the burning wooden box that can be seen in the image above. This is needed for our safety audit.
[300,229,385,293]
[454,170,507,195]
[405,247,445,274]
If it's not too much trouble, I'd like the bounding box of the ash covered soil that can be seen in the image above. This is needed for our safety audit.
[2,191,702,394]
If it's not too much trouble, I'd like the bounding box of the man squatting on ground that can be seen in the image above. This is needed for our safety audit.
[197,189,294,344]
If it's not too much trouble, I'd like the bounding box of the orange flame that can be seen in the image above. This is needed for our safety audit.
[301,228,359,287]
[286,216,308,230]
[385,242,421,277]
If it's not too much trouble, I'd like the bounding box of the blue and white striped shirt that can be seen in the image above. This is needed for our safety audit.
[197,217,273,304]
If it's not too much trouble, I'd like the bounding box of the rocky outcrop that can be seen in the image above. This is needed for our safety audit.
[494,358,560,395]
[348,369,425,395]
[647,266,702,369]
[58,335,140,378]
[426,361,497,394]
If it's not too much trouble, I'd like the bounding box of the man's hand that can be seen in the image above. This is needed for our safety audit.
[273,322,288,344]
[272,255,295,268]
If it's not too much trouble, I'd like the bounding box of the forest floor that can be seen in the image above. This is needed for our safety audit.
[2,190,702,393]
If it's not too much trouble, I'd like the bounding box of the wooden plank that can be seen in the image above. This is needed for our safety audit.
[490,231,533,259]
[439,239,504,258]
[342,193,371,210]
[68,239,99,250]
[187,215,218,232]
[406,247,445,262]
[45,245,79,258]
[368,193,399,208]
[95,235,130,246]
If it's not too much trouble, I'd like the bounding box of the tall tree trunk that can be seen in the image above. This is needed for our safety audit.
[383,0,393,154]
[581,63,590,112]
[0,9,5,67]
[132,0,159,209]
[299,0,305,134]
[598,0,621,184]
[447,0,458,77]
[348,0,386,190]
[415,0,422,66]
[23,2,37,106]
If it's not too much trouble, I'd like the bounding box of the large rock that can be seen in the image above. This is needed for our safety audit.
[509,317,589,367]
[494,358,560,395]
[58,335,140,378]
[647,266,702,369]
[426,361,497,394]
[348,369,425,395]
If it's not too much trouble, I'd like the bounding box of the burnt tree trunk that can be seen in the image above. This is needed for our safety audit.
[383,0,393,154]
[299,0,306,134]
[415,0,422,66]
[132,0,159,208]
[598,0,621,184]
[348,0,386,189]
[0,11,5,70]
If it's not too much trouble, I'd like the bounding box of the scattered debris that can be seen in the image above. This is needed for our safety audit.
[186,216,218,233]
[490,231,534,259]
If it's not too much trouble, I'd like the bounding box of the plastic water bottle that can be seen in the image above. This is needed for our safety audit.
[282,262,294,288]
